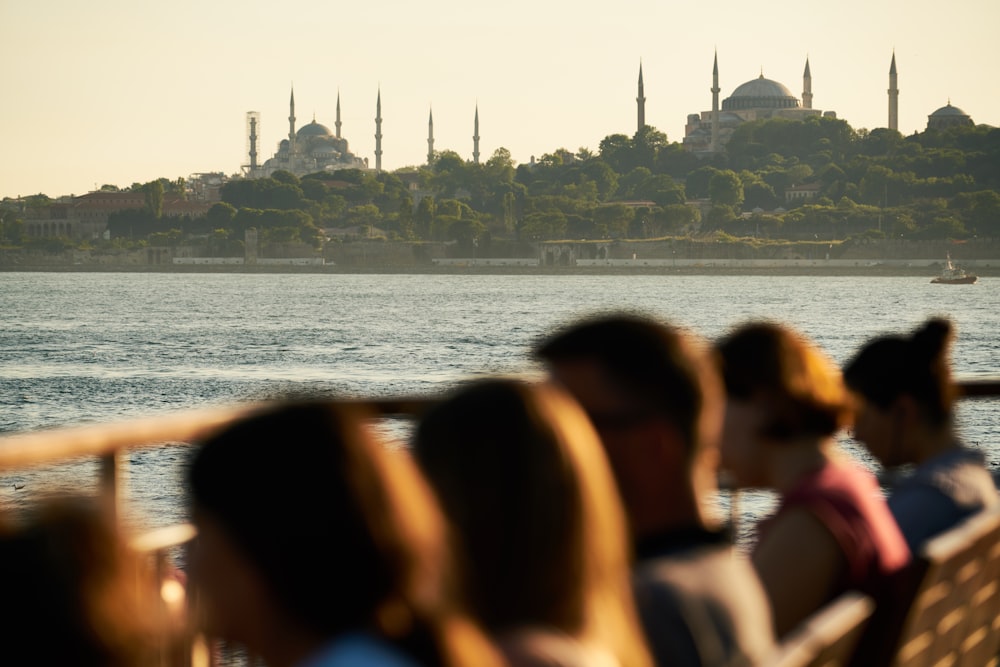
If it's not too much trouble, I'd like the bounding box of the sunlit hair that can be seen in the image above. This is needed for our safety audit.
[534,313,721,459]
[716,322,851,440]
[0,498,164,667]
[413,379,653,667]
[189,400,500,667]
[843,318,956,427]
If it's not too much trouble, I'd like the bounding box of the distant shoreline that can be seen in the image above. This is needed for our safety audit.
[2,263,997,278]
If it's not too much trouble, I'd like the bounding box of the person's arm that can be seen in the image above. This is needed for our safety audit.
[752,508,847,638]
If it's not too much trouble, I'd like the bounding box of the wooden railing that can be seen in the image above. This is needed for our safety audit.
[0,381,997,666]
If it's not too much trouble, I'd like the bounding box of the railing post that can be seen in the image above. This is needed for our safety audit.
[99,450,127,526]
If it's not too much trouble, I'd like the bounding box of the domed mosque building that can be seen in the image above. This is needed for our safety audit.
[927,101,974,131]
[257,88,368,178]
[683,53,837,154]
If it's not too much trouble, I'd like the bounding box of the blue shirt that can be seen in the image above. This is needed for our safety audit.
[298,633,422,667]
[888,446,999,553]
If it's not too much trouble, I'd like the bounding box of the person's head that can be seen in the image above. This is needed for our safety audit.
[843,318,957,466]
[533,314,723,535]
[188,400,473,665]
[413,379,649,667]
[714,322,851,488]
[0,498,163,667]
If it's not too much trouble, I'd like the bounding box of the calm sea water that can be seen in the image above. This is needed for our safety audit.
[1,272,998,534]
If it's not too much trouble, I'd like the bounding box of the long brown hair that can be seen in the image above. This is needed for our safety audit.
[189,400,501,667]
[414,379,653,667]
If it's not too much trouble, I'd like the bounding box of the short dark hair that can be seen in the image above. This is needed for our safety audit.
[534,314,714,454]
[843,317,955,426]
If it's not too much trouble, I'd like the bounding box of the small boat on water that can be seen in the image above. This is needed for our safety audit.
[931,255,977,284]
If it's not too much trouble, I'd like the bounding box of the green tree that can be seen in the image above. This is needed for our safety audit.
[206,202,237,227]
[593,204,633,239]
[709,170,744,209]
[143,180,164,219]
[414,196,435,239]
[660,204,701,232]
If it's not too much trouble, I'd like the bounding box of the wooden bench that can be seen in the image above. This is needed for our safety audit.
[850,504,1000,667]
[767,591,875,667]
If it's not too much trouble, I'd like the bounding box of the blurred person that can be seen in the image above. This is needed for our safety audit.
[535,315,774,667]
[412,379,652,667]
[715,322,910,638]
[0,497,167,667]
[844,317,998,552]
[187,400,502,667]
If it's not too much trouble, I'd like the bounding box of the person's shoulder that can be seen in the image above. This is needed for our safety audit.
[298,634,422,667]
[905,448,998,509]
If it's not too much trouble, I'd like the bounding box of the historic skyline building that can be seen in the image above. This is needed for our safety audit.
[427,108,435,165]
[473,105,481,165]
[888,52,899,132]
[250,87,368,178]
[927,102,975,131]
[244,52,980,177]
[375,88,383,173]
[637,62,646,134]
[682,54,836,154]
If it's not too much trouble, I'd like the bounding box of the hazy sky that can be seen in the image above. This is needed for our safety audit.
[2,0,998,199]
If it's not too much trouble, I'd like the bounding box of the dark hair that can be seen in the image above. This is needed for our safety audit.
[188,400,463,660]
[412,379,650,667]
[534,314,715,455]
[843,318,956,426]
[0,499,161,667]
[716,322,851,440]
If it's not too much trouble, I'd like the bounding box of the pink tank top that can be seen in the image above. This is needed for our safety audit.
[774,458,911,597]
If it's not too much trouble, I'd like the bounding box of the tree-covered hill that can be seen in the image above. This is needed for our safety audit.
[5,118,999,254]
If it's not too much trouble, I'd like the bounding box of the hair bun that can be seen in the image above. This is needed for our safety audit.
[910,317,953,360]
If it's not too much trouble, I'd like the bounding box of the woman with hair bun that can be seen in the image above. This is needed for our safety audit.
[844,318,998,552]
[715,322,910,638]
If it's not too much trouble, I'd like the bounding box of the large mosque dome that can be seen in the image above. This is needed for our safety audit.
[297,120,334,138]
[722,74,800,111]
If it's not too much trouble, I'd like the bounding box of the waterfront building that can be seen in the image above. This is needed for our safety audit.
[254,88,368,179]
[683,54,837,154]
[21,191,211,240]
[927,102,975,131]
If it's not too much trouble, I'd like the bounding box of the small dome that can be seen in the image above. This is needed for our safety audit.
[930,103,969,117]
[297,121,333,138]
[927,102,973,131]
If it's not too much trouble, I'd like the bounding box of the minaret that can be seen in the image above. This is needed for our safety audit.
[888,51,899,132]
[427,108,435,165]
[374,88,383,173]
[248,113,258,171]
[473,105,481,164]
[335,90,342,139]
[802,57,813,109]
[710,51,720,153]
[288,86,296,153]
[637,61,646,133]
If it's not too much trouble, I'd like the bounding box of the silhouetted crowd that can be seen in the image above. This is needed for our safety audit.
[2,314,997,667]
